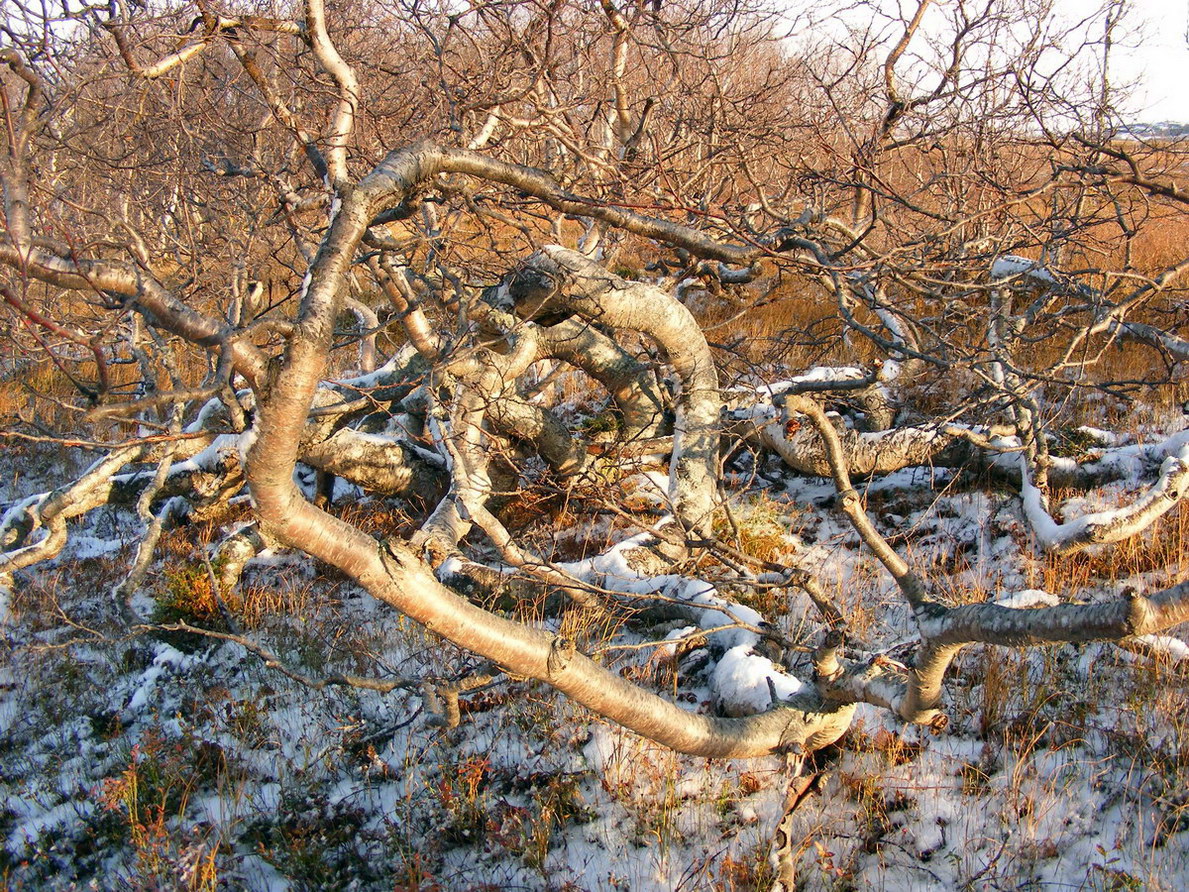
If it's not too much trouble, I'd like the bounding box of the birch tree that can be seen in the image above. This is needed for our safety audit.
[1,0,1187,784]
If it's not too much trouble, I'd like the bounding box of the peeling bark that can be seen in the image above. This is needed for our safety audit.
[1021,447,1189,555]
[507,247,720,535]
[301,427,447,500]
[741,409,962,478]
[4,112,1186,768]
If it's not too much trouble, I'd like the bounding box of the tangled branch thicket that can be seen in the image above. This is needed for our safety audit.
[1,0,1187,886]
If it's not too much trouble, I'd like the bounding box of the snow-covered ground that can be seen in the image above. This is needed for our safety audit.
[1,414,1188,891]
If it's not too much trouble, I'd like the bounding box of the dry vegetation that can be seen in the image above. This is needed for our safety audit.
[2,0,1189,889]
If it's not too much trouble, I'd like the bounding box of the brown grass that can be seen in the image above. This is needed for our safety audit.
[1042,502,1189,594]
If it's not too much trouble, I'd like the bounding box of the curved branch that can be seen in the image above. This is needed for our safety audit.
[506,247,720,535]
[0,445,146,572]
[366,539,857,757]
[537,317,668,440]
[304,0,359,189]
[0,244,269,390]
[1021,447,1189,556]
[240,144,859,758]
[378,143,759,264]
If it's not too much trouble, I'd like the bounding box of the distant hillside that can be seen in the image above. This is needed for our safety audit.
[1122,120,1189,139]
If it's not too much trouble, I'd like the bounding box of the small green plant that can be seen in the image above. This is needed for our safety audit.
[95,728,219,891]
[155,564,219,624]
[437,756,491,844]
[579,405,621,437]
[960,762,992,796]
[1047,426,1108,460]
[518,772,596,869]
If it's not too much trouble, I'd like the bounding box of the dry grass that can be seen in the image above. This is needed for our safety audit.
[2,148,1187,892]
[716,492,803,565]
[95,728,223,892]
[1042,500,1189,594]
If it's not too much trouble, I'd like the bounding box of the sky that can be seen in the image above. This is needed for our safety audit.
[1090,0,1189,122]
[789,0,1189,125]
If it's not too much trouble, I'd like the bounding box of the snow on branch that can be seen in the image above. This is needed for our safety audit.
[1019,444,1189,556]
[990,254,1061,286]
[1106,319,1189,362]
[559,533,805,717]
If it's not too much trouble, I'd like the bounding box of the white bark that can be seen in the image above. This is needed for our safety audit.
[1020,446,1189,555]
[537,318,668,440]
[342,297,379,372]
[745,410,962,478]
[1107,319,1189,361]
[5,123,1186,763]
[304,0,358,190]
[508,247,721,536]
[0,445,146,572]
[301,427,447,500]
[230,144,866,758]
[788,392,1189,723]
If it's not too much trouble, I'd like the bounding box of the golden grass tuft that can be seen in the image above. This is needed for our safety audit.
[1042,501,1189,594]
[716,493,802,565]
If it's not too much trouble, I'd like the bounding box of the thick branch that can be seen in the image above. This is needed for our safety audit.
[240,145,857,758]
[0,244,268,390]
[1021,447,1189,556]
[507,247,720,535]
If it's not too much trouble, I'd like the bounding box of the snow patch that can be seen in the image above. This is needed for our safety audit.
[994,589,1060,609]
[559,535,805,713]
[711,645,802,715]
[1133,635,1189,662]
[990,254,1058,284]
[125,643,196,715]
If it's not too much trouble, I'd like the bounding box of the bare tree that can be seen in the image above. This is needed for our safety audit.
[2,4,1188,880]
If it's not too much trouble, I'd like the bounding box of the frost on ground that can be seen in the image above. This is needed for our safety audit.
[1,418,1188,892]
